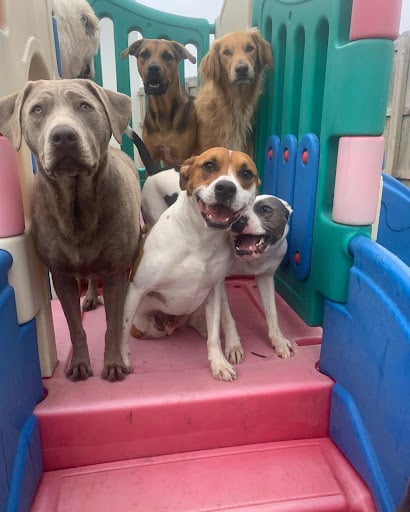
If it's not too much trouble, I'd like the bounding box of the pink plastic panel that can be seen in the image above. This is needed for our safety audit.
[31,438,375,512]
[332,136,385,226]
[35,279,329,471]
[350,0,402,41]
[0,136,25,237]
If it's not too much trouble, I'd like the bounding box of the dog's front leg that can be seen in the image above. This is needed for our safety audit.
[52,271,92,380]
[206,281,237,381]
[255,273,293,358]
[119,280,145,373]
[221,284,244,364]
[101,271,133,381]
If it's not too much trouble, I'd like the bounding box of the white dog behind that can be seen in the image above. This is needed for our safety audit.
[53,0,100,79]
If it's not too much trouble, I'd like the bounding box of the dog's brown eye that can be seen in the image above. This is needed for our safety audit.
[222,48,232,56]
[239,168,255,180]
[139,49,150,60]
[31,105,43,115]
[245,44,255,53]
[162,51,173,61]
[202,161,215,172]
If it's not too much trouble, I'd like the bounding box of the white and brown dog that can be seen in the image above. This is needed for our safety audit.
[121,147,260,381]
[228,194,294,359]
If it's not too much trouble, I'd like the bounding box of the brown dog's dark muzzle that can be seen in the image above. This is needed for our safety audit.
[145,64,168,95]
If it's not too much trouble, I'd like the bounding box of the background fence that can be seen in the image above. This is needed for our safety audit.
[384,30,410,186]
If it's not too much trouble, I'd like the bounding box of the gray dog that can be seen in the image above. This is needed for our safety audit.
[0,79,141,382]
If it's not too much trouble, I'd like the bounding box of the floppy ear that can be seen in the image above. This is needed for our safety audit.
[120,39,144,59]
[84,80,131,143]
[199,42,221,82]
[171,41,196,64]
[179,156,196,192]
[81,13,99,38]
[250,28,273,69]
[0,82,34,150]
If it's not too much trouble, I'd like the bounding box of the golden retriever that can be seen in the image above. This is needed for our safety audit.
[195,28,273,155]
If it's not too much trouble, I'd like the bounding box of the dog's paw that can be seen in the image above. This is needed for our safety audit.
[101,362,133,382]
[82,294,103,312]
[271,336,294,359]
[225,344,244,365]
[66,361,93,381]
[210,357,237,382]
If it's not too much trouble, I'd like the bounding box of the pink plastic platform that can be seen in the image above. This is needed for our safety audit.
[31,277,375,511]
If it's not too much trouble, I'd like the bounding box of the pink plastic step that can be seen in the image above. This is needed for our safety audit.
[31,438,375,512]
[35,278,328,471]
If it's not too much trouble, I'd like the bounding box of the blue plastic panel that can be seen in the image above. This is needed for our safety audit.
[0,250,44,512]
[276,134,297,208]
[289,134,319,280]
[320,236,410,511]
[52,16,62,77]
[377,173,410,267]
[263,135,280,195]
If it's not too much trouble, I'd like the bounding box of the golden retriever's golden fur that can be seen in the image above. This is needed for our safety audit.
[195,28,273,155]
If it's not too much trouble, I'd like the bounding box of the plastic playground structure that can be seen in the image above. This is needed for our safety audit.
[0,0,409,511]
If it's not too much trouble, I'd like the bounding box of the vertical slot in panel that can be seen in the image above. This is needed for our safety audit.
[310,18,329,136]
[263,135,280,195]
[283,26,305,136]
[273,25,287,136]
[290,133,319,280]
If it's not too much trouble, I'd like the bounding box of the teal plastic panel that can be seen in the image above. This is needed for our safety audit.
[252,0,394,324]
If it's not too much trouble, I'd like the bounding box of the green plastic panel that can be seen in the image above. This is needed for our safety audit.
[252,0,394,325]
[88,0,213,158]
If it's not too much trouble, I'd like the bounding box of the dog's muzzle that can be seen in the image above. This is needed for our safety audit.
[196,180,245,229]
[234,62,253,83]
[46,125,93,178]
[233,233,272,260]
[145,64,167,95]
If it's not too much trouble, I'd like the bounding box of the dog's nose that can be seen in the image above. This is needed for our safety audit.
[215,180,237,202]
[147,63,161,75]
[231,215,248,233]
[50,126,78,149]
[235,62,249,78]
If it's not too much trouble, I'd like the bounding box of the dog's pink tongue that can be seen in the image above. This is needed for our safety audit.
[204,204,234,223]
[236,235,260,252]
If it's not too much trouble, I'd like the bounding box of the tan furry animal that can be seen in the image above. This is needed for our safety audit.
[195,28,273,154]
[53,0,100,79]
[121,38,197,167]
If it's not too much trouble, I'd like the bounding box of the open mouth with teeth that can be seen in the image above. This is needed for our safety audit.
[145,78,166,95]
[196,197,243,230]
[234,234,271,260]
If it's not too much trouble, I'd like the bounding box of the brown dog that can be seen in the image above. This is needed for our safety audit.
[0,79,141,382]
[195,28,273,154]
[121,38,197,167]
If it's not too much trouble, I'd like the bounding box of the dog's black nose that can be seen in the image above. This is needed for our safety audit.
[231,215,248,233]
[147,63,161,75]
[235,62,249,78]
[215,180,237,202]
[50,126,78,149]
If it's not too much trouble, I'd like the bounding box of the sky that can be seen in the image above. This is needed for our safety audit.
[135,0,410,34]
[135,0,224,23]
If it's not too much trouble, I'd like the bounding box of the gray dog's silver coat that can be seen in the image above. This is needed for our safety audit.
[0,79,141,381]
